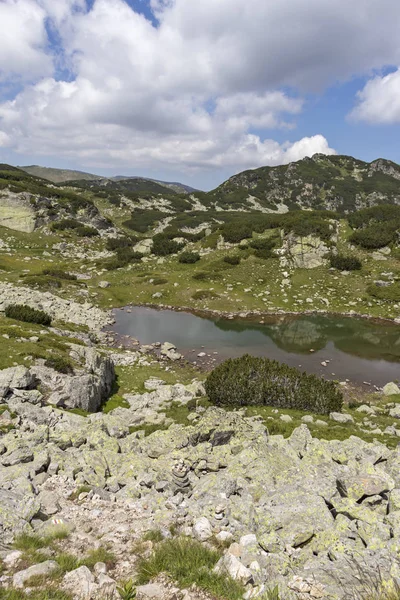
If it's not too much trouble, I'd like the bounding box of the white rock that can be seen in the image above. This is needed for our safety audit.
[193,516,213,541]
[383,382,400,396]
[214,553,253,584]
[329,412,354,424]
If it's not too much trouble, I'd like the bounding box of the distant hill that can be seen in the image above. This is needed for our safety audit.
[20,165,197,194]
[204,154,400,213]
[111,176,198,194]
[20,165,104,184]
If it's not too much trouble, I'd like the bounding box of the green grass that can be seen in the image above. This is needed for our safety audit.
[142,529,164,543]
[0,588,72,600]
[136,537,245,600]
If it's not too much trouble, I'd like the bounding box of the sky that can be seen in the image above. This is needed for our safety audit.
[1,0,400,190]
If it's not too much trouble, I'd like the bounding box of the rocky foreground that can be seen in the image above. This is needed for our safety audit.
[1,360,400,600]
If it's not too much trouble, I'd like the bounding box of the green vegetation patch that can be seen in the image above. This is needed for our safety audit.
[136,537,244,600]
[329,254,362,271]
[205,354,343,415]
[178,251,200,264]
[5,304,51,326]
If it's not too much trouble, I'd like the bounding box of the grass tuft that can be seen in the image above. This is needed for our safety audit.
[136,537,244,600]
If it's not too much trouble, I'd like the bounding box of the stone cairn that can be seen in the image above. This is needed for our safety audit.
[171,459,191,495]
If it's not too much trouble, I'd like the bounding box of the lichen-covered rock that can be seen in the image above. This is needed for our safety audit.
[0,192,36,233]
[281,233,330,269]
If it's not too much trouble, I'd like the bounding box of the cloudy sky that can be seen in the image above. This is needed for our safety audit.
[1,0,400,189]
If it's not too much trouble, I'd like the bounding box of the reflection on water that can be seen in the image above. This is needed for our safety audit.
[111,307,400,386]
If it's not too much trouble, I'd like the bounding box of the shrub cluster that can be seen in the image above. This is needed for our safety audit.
[205,354,343,415]
[223,255,241,265]
[123,209,166,233]
[51,219,99,237]
[106,236,137,251]
[249,237,277,259]
[105,248,144,270]
[329,254,362,271]
[152,233,184,256]
[51,218,80,231]
[178,251,200,264]
[5,304,52,326]
[349,225,396,249]
[42,268,77,280]
[76,225,99,237]
[348,204,400,249]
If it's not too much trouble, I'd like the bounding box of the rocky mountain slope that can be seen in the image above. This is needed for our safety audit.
[203,154,400,213]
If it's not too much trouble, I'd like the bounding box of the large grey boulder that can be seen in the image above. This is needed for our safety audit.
[0,366,35,398]
[0,489,40,543]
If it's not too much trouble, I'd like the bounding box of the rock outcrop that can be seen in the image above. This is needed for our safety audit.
[0,282,112,330]
[1,347,115,413]
[280,233,329,269]
[0,191,36,233]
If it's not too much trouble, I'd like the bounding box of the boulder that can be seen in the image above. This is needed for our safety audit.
[193,517,213,541]
[63,566,95,598]
[214,553,253,584]
[329,412,354,424]
[13,560,58,588]
[383,382,400,396]
[0,366,35,398]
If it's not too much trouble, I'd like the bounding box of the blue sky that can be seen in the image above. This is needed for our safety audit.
[1,0,400,190]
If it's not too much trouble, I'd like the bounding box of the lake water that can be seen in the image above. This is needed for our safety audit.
[111,306,400,387]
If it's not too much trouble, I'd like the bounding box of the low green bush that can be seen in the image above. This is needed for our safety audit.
[42,268,77,280]
[106,236,137,251]
[249,237,277,259]
[76,225,99,237]
[222,221,252,243]
[192,271,209,281]
[152,277,168,285]
[329,254,362,271]
[178,251,200,264]
[105,248,144,270]
[223,255,241,265]
[349,225,396,249]
[152,233,184,256]
[205,354,343,415]
[192,290,219,300]
[45,356,74,375]
[51,218,80,231]
[367,283,400,302]
[23,275,63,290]
[5,304,52,326]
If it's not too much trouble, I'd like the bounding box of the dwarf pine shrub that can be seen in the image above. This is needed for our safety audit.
[205,354,343,415]
[5,304,52,326]
[178,251,200,264]
[329,254,362,271]
[223,255,241,265]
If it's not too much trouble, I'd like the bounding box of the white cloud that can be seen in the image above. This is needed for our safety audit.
[350,69,400,124]
[0,0,52,83]
[8,0,400,182]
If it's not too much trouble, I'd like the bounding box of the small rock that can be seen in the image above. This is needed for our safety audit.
[193,517,213,541]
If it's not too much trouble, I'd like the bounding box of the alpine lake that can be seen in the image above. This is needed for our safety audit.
[110,306,400,388]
